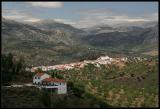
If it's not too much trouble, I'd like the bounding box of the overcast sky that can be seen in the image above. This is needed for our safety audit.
[2,2,158,28]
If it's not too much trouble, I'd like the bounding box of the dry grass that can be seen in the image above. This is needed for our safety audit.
[112,61,126,69]
[131,96,145,107]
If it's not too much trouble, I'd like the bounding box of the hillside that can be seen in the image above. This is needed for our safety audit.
[2,86,111,108]
[2,18,96,66]
[46,59,158,107]
[2,18,158,66]
[2,54,158,107]
[82,24,158,53]
[29,19,86,35]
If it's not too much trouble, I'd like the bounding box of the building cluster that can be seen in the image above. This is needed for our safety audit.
[30,55,129,72]
[133,57,147,61]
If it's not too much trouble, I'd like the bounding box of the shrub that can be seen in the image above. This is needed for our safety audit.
[40,90,51,107]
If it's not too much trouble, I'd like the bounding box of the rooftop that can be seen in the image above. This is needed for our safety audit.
[35,73,45,77]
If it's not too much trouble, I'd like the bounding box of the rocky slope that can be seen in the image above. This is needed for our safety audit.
[2,18,158,66]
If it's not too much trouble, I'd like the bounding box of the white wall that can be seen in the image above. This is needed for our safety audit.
[33,73,50,85]
[57,82,67,94]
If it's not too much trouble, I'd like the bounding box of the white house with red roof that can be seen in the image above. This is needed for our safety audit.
[33,73,50,85]
[33,73,67,94]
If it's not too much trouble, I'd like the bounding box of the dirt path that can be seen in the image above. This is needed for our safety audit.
[2,83,35,88]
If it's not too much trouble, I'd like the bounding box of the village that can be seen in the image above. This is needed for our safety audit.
[5,55,148,95]
[29,55,147,72]
[27,55,148,95]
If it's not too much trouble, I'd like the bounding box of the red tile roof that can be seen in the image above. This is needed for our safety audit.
[42,78,65,83]
[35,73,44,77]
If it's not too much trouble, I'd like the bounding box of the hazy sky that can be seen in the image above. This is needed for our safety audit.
[2,2,158,28]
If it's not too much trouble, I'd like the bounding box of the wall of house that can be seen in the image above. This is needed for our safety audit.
[33,74,50,85]
[40,82,67,94]
[57,82,67,94]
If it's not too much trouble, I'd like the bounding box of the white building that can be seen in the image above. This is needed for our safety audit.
[98,60,111,65]
[31,67,38,72]
[65,66,73,70]
[97,56,110,60]
[33,73,50,85]
[41,66,48,71]
[33,73,67,94]
[121,57,128,62]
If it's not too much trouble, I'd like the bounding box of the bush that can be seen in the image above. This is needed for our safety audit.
[40,90,51,107]
[73,84,85,98]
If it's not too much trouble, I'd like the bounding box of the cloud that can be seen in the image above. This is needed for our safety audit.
[54,19,76,25]
[2,9,41,22]
[2,7,158,28]
[77,8,113,15]
[23,18,41,22]
[29,2,63,8]
[72,8,158,28]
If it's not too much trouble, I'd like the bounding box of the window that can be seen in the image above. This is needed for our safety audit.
[42,82,46,86]
[54,83,57,86]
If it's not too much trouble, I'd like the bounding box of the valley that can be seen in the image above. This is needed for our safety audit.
[1,15,158,108]
[2,18,158,66]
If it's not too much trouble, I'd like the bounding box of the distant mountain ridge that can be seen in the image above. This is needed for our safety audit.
[28,19,86,36]
[81,22,158,52]
[2,17,158,65]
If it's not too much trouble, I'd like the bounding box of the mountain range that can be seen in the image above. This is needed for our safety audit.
[2,17,158,66]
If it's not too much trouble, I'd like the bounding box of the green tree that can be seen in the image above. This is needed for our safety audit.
[35,68,43,73]
[1,53,26,84]
[1,53,14,84]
